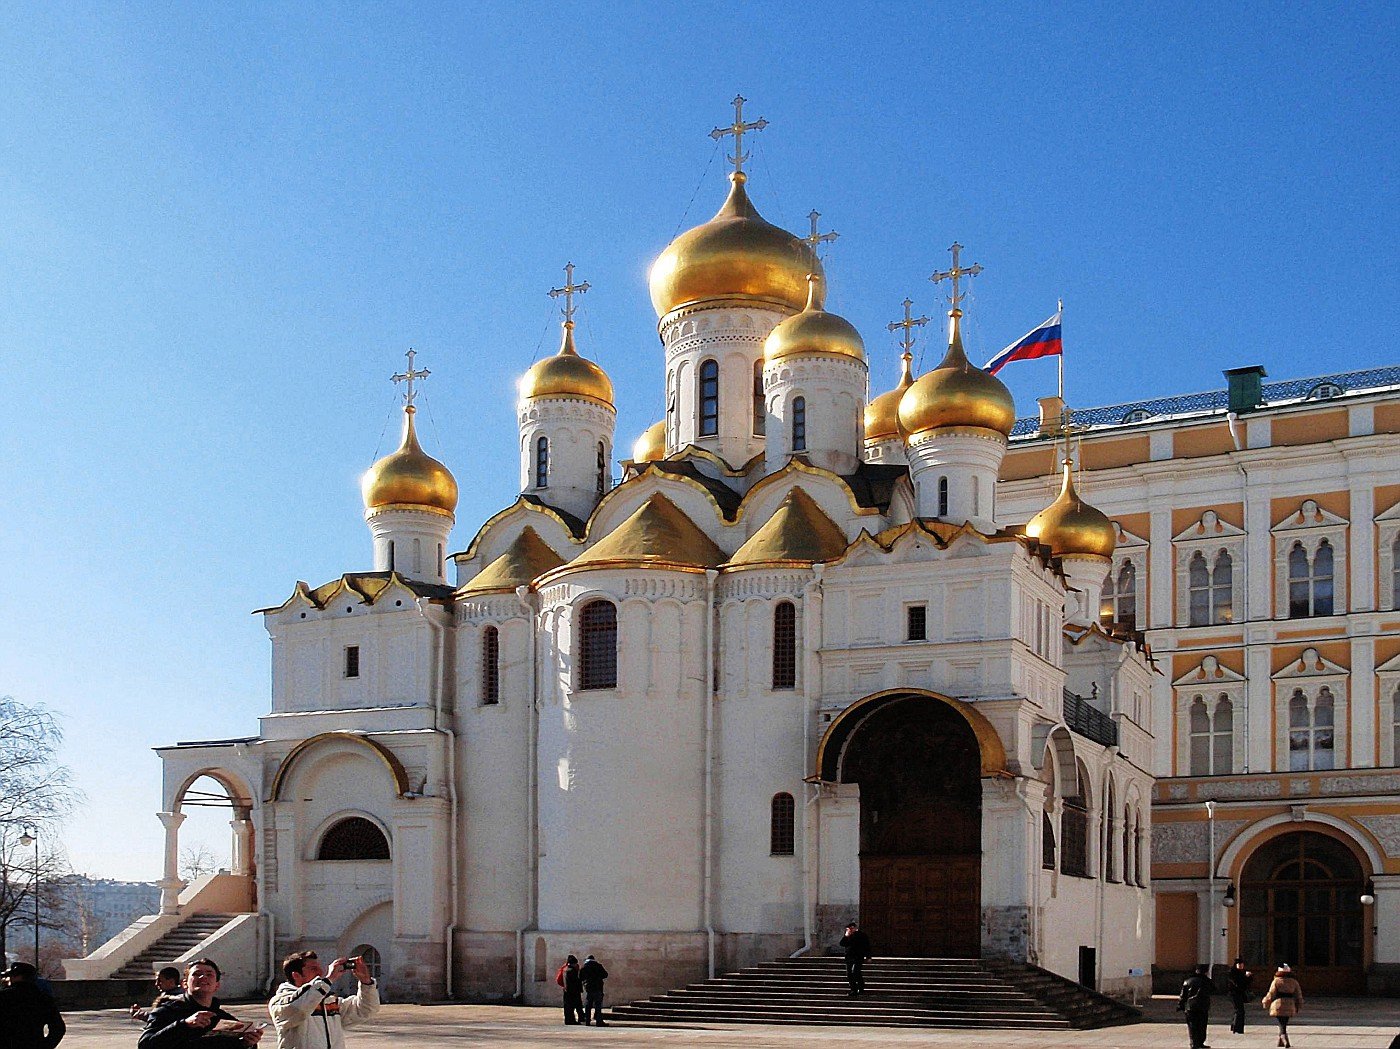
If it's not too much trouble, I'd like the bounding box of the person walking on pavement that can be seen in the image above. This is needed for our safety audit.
[1177,962,1215,1049]
[839,922,872,996]
[579,954,609,1027]
[1261,963,1303,1048]
[557,955,584,1026]
[1225,957,1253,1035]
[0,962,65,1049]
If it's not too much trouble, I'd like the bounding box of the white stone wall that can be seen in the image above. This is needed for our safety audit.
[517,396,616,523]
[763,354,867,475]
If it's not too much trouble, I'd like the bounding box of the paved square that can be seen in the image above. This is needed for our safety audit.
[59,997,1400,1047]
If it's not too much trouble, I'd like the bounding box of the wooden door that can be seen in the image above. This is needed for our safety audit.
[860,854,980,957]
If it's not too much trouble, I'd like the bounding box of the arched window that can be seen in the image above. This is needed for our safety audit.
[1060,764,1090,878]
[1313,687,1336,770]
[1042,810,1057,870]
[578,600,618,691]
[1289,540,1335,618]
[698,359,719,437]
[971,475,980,517]
[1392,535,1400,610]
[1188,552,1211,626]
[752,359,766,436]
[349,944,382,985]
[937,476,949,518]
[1134,812,1146,886]
[317,817,390,861]
[481,626,500,705]
[1102,560,1137,626]
[1123,803,1134,884]
[387,540,395,571]
[772,601,797,690]
[1392,685,1400,766]
[596,442,607,494]
[770,792,795,855]
[1188,694,1233,776]
[791,397,807,452]
[535,435,549,489]
[1104,780,1118,882]
[1288,687,1336,771]
[1212,551,1233,623]
[1313,541,1335,616]
[1287,542,1310,617]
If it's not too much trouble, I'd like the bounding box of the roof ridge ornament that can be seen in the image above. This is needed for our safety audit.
[710,94,768,179]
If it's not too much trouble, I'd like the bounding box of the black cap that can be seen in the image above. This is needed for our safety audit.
[1,962,37,980]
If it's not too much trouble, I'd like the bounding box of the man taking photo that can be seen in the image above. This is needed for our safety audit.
[269,952,380,1049]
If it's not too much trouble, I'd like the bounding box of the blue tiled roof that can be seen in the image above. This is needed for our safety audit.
[1009,365,1400,439]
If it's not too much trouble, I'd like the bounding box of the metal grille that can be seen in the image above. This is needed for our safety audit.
[481,626,500,705]
[906,604,927,641]
[579,600,618,691]
[770,792,795,855]
[772,601,796,690]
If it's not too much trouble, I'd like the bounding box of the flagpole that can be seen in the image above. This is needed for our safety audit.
[1056,298,1064,403]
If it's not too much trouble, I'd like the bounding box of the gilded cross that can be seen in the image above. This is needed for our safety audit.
[803,210,840,255]
[710,95,768,177]
[391,349,431,408]
[886,298,930,355]
[929,241,983,309]
[548,262,590,324]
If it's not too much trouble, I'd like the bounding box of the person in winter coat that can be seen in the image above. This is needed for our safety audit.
[132,966,183,1023]
[1261,963,1303,1048]
[0,962,66,1049]
[1177,963,1215,1049]
[558,955,584,1025]
[839,923,873,996]
[1225,958,1254,1034]
[137,959,263,1047]
[268,952,380,1049]
[579,955,609,1027]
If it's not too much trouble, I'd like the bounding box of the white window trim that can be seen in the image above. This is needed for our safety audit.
[1271,646,1348,771]
[1376,650,1400,767]
[1272,500,1348,619]
[1173,511,1245,628]
[1172,656,1245,776]
[1375,501,1400,613]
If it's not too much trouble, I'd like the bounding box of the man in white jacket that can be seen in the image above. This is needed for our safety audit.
[268,952,380,1049]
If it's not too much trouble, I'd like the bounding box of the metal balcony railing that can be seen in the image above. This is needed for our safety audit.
[1063,689,1118,748]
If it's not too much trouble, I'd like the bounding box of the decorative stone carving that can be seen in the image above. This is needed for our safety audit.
[1208,779,1282,800]
[1153,819,1249,864]
[1357,815,1400,857]
[1321,773,1400,795]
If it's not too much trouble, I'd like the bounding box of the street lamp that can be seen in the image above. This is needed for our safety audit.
[18,826,39,970]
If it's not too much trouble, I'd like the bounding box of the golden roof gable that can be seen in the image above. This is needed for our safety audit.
[727,487,848,567]
[565,493,725,572]
[460,527,566,595]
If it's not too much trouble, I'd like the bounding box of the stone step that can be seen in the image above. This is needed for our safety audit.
[111,914,239,978]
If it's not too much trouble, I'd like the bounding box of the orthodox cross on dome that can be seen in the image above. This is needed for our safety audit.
[886,298,930,356]
[548,262,590,325]
[710,95,768,177]
[930,241,983,311]
[804,210,840,256]
[391,349,431,409]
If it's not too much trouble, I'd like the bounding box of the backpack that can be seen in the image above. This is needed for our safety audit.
[555,964,568,988]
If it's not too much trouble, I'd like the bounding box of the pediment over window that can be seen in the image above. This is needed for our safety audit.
[1272,499,1348,532]
[1272,646,1348,680]
[1375,651,1400,674]
[1172,655,1246,687]
[1173,510,1245,543]
[1374,499,1400,523]
[1112,523,1148,549]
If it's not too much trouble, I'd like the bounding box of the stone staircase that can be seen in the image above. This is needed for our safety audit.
[609,956,1142,1030]
[112,913,239,979]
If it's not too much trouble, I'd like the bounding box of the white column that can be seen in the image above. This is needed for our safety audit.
[230,816,254,877]
[1148,506,1173,629]
[1246,645,1273,773]
[1352,637,1377,768]
[157,810,187,914]
[1350,482,1376,612]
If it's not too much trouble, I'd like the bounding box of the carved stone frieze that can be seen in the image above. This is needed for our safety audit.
[1321,773,1400,795]
[1356,815,1400,857]
[1152,819,1248,864]
[1207,778,1282,800]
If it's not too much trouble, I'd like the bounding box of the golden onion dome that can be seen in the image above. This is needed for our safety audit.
[1025,460,1117,559]
[864,352,915,443]
[632,420,667,463]
[649,172,823,318]
[763,277,866,364]
[898,309,1017,439]
[361,407,459,515]
[517,322,614,409]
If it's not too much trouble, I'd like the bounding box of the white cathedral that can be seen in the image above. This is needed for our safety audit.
[76,107,1159,1005]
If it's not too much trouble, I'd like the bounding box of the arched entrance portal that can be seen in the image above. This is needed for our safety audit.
[837,695,983,957]
[1240,831,1365,994]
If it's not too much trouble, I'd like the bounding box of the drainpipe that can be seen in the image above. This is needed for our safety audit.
[1206,799,1217,972]
[703,569,718,978]
[514,585,541,1001]
[1226,414,1251,771]
[417,597,458,999]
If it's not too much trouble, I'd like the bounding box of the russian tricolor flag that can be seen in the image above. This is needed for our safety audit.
[983,310,1063,375]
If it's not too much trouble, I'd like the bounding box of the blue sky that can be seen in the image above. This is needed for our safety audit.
[2,3,1396,880]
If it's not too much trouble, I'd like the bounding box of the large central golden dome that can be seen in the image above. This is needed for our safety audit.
[898,310,1017,439]
[649,173,822,318]
[361,407,459,515]
[518,323,614,409]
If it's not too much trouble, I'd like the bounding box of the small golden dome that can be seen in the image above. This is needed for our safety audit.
[1025,460,1116,559]
[633,420,666,463]
[361,407,459,515]
[517,323,614,409]
[864,353,915,443]
[649,173,822,318]
[763,277,866,364]
[898,310,1016,439]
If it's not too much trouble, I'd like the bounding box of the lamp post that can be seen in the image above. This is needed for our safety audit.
[1205,800,1217,972]
[18,826,39,970]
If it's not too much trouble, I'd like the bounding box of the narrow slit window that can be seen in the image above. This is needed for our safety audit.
[698,359,719,437]
[937,476,949,517]
[906,604,927,641]
[596,441,607,494]
[482,626,500,705]
[791,397,806,452]
[535,435,549,488]
[578,600,618,691]
[772,601,797,690]
[752,359,766,436]
[344,645,360,679]
[770,793,795,855]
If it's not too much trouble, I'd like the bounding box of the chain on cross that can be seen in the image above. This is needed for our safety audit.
[548,262,590,325]
[710,95,768,177]
[886,298,930,356]
[804,210,840,256]
[391,349,431,409]
[930,241,983,310]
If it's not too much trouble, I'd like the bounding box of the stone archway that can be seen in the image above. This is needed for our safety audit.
[832,693,985,957]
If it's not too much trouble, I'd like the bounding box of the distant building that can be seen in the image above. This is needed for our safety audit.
[58,877,161,954]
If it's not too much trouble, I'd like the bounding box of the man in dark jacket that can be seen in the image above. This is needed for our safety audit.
[839,922,872,995]
[560,955,584,1025]
[138,959,263,1047]
[1178,963,1215,1049]
[579,954,609,1027]
[0,962,65,1049]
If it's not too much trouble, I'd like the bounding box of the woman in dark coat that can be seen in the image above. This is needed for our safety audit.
[1225,957,1253,1033]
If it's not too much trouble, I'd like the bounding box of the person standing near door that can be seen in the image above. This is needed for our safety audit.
[1177,963,1215,1049]
[578,955,609,1027]
[839,922,872,996]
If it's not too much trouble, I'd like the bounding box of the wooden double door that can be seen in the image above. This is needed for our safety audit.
[860,854,980,957]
